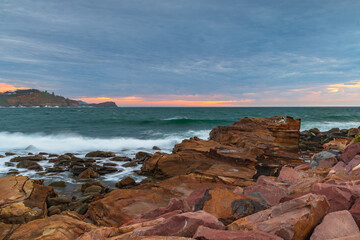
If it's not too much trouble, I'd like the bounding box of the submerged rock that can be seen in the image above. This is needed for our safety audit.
[85,151,115,158]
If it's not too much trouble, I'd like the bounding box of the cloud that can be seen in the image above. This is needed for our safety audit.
[0,83,28,92]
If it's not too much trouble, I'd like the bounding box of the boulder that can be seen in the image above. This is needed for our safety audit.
[116,176,136,188]
[136,152,153,161]
[193,226,283,240]
[0,176,54,223]
[345,156,360,173]
[131,210,224,238]
[329,161,347,175]
[85,151,115,158]
[84,185,103,194]
[323,138,351,151]
[276,166,305,184]
[310,210,359,240]
[6,214,97,240]
[16,160,42,170]
[311,182,354,212]
[49,181,67,187]
[81,181,104,192]
[317,157,338,169]
[78,168,100,178]
[339,142,360,163]
[227,193,329,240]
[310,150,341,169]
[10,154,46,162]
[350,198,360,228]
[111,156,132,162]
[187,188,268,224]
[244,176,288,206]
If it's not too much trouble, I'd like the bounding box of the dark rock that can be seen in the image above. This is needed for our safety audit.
[5,152,16,156]
[71,166,88,176]
[123,161,137,167]
[16,160,42,171]
[78,168,100,178]
[310,150,341,169]
[49,181,67,188]
[115,176,136,188]
[84,185,103,194]
[85,151,115,158]
[5,162,14,167]
[111,156,131,162]
[103,162,117,167]
[152,146,161,150]
[135,151,152,161]
[47,197,71,207]
[10,155,46,162]
[81,182,104,192]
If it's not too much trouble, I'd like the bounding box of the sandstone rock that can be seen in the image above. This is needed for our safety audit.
[339,142,360,163]
[310,210,359,240]
[310,150,340,169]
[193,226,283,240]
[276,166,305,184]
[187,188,268,224]
[131,210,224,238]
[47,197,72,207]
[7,214,97,240]
[317,157,338,169]
[350,197,360,228]
[329,161,347,175]
[123,161,138,167]
[85,151,115,158]
[81,181,104,192]
[311,182,354,212]
[87,188,175,227]
[345,155,360,173]
[323,138,351,151]
[227,193,329,240]
[116,176,136,188]
[78,168,100,178]
[10,154,46,162]
[0,176,54,224]
[244,176,288,206]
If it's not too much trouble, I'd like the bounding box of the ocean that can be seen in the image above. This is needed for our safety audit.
[1,107,360,185]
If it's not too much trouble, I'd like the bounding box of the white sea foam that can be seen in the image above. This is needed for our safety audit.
[0,130,210,154]
[162,116,189,120]
[301,121,360,131]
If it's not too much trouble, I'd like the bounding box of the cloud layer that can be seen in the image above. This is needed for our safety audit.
[1,1,360,106]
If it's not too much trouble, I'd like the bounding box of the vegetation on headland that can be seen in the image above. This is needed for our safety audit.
[0,89,117,107]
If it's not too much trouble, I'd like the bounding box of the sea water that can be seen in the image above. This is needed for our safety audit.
[0,107,359,184]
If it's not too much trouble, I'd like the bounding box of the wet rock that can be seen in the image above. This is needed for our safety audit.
[85,151,115,158]
[136,151,153,161]
[132,210,225,238]
[193,226,283,240]
[16,160,42,170]
[6,214,97,240]
[310,210,359,240]
[49,181,67,187]
[49,154,59,157]
[47,197,72,207]
[123,161,138,167]
[111,156,132,161]
[310,150,341,169]
[153,146,161,150]
[0,176,54,224]
[10,154,46,162]
[81,181,104,192]
[84,185,103,194]
[4,162,14,167]
[116,176,136,188]
[7,169,19,175]
[5,152,16,156]
[71,166,88,175]
[340,142,360,163]
[97,166,118,175]
[227,193,329,240]
[0,155,4,158]
[103,162,117,167]
[78,168,100,178]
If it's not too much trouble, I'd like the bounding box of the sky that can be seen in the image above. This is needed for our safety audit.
[1,0,360,106]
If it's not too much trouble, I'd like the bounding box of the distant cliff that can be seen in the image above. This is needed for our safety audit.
[0,89,117,107]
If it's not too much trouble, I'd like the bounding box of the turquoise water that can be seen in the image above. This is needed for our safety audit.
[1,107,360,153]
[0,107,359,183]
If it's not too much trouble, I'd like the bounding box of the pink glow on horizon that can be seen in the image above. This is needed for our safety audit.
[0,83,27,93]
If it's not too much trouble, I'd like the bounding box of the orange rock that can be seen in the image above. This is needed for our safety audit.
[7,214,97,240]
[323,138,351,151]
[0,175,54,224]
[227,193,329,240]
[78,168,100,178]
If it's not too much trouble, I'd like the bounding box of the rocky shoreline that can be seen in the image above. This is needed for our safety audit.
[1,116,360,239]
